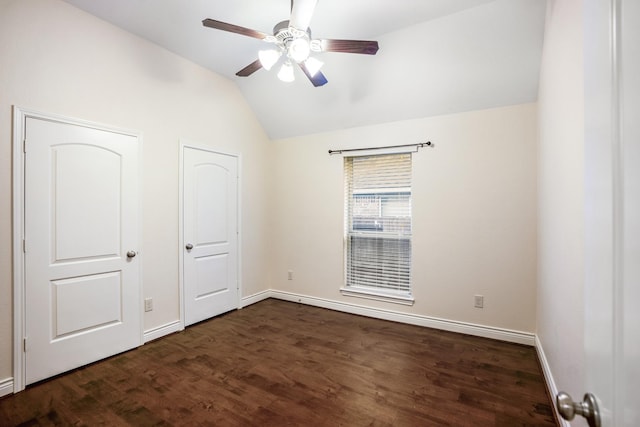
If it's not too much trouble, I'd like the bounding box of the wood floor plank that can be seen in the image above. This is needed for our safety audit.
[0,299,557,426]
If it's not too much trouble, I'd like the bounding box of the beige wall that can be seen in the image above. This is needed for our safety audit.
[0,0,272,381]
[536,0,585,399]
[270,103,538,333]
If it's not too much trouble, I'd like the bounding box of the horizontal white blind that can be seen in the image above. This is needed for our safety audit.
[345,153,412,294]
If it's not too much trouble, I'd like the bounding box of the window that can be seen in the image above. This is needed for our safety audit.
[343,153,413,304]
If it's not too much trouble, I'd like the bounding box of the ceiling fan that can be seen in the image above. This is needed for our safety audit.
[202,0,379,87]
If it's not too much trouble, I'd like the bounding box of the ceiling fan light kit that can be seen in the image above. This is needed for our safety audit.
[202,0,379,87]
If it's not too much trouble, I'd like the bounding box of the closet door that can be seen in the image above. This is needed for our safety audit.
[183,146,239,326]
[24,117,141,385]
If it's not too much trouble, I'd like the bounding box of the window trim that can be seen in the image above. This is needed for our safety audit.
[340,286,415,305]
[343,152,413,305]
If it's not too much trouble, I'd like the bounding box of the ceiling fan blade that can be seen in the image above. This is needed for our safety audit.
[202,18,269,40]
[298,62,328,87]
[289,0,318,31]
[321,39,379,55]
[236,59,263,77]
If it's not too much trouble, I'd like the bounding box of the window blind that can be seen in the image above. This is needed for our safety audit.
[344,153,412,295]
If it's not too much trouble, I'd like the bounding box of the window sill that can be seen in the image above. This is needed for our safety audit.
[340,287,415,306]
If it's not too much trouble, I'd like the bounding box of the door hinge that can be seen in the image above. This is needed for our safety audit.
[23,337,27,352]
[22,139,26,153]
[22,239,26,253]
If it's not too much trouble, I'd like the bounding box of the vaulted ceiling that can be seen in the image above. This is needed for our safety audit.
[62,0,546,139]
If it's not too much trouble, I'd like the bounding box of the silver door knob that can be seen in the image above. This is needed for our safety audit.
[185,243,193,250]
[126,250,137,258]
[556,392,600,427]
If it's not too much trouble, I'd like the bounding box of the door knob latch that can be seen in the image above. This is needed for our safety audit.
[126,250,137,258]
[185,243,194,250]
[556,392,600,427]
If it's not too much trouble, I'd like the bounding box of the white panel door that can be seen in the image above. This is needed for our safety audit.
[183,147,238,326]
[568,1,640,426]
[24,117,141,385]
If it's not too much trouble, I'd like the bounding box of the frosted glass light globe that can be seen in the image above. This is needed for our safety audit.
[277,61,295,82]
[288,38,311,63]
[258,49,281,70]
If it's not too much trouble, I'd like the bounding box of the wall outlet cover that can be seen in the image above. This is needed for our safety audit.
[474,295,484,309]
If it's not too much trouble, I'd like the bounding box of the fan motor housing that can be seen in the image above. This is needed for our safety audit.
[273,20,311,44]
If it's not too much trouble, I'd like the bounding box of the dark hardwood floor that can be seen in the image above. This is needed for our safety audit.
[1,299,557,426]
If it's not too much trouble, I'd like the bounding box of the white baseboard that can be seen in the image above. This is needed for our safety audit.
[0,377,13,397]
[535,336,568,427]
[240,290,271,308]
[143,320,183,343]
[254,289,535,346]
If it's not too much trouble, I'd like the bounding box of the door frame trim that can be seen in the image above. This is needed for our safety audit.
[11,107,144,392]
[178,141,242,330]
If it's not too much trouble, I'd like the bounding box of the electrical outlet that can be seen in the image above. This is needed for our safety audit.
[144,298,153,312]
[287,270,293,280]
[474,295,484,309]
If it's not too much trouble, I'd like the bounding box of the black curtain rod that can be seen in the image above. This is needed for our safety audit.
[328,141,432,155]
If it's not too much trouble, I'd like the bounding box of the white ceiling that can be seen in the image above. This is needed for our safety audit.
[61,0,546,139]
